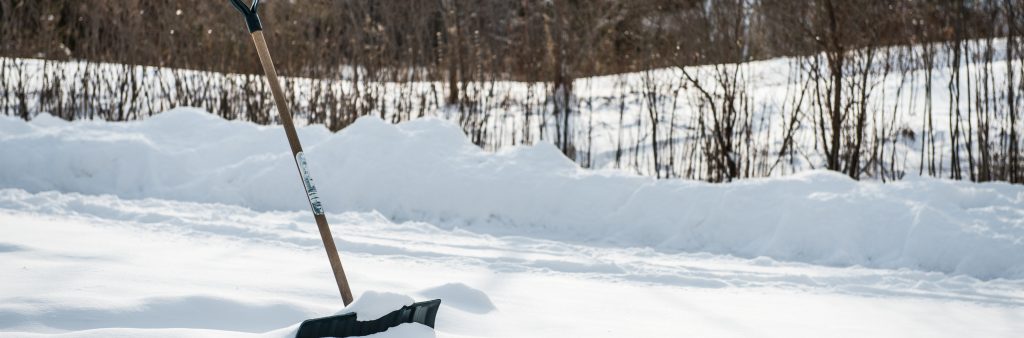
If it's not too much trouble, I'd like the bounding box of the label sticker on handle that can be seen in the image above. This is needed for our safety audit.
[295,152,325,215]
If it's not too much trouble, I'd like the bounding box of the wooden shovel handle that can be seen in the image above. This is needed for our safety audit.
[248,26,355,305]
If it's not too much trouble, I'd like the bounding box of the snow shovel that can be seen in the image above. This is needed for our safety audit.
[228,1,441,336]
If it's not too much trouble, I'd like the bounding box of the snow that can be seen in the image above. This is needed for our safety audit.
[1,108,1023,337]
[1,189,1022,337]
[8,42,1021,178]
[2,108,1022,279]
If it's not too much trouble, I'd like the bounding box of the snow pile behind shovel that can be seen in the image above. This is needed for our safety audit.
[1,108,1022,280]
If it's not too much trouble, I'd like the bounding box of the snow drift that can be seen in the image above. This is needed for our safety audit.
[1,108,1022,280]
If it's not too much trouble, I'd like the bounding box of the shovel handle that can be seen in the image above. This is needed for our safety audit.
[229,0,263,33]
[229,0,355,306]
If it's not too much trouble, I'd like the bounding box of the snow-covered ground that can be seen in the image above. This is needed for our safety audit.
[1,109,1023,337]
[8,40,1021,178]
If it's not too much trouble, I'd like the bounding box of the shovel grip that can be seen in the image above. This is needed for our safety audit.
[229,0,262,32]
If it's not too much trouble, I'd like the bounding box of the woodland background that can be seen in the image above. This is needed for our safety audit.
[1,0,1022,183]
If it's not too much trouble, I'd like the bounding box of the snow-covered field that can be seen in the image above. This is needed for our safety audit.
[1,109,1023,337]
[8,40,1021,179]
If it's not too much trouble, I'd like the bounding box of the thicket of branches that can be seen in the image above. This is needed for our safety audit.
[1,0,1022,183]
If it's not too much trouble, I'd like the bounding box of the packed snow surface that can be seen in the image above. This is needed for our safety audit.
[1,108,1023,337]
[2,189,1024,337]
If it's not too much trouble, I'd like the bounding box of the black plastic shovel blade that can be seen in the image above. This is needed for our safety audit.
[295,299,441,338]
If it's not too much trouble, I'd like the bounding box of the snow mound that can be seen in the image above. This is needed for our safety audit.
[418,283,495,314]
[338,291,417,320]
[1,108,1022,280]
[362,324,436,338]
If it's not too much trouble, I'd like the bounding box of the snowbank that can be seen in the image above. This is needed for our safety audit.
[1,108,1022,280]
